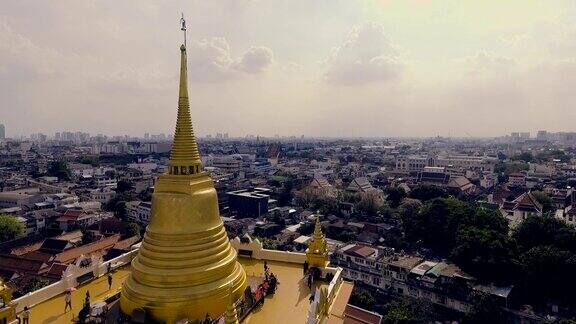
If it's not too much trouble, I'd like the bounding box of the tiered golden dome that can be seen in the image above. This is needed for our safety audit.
[120,44,247,323]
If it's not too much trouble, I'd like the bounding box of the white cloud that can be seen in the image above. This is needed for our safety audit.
[459,52,516,78]
[187,37,235,82]
[233,46,274,74]
[187,38,274,82]
[324,22,404,86]
[1,1,576,138]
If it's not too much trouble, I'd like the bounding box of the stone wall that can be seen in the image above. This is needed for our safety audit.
[13,249,137,312]
[230,236,307,264]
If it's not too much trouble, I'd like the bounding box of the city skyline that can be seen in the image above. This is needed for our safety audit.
[6,126,571,141]
[2,123,573,141]
[2,1,576,138]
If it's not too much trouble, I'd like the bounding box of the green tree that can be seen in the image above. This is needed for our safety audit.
[519,245,576,305]
[319,199,340,216]
[531,191,553,213]
[357,193,382,216]
[13,277,51,297]
[383,299,433,324]
[126,222,141,238]
[81,229,97,244]
[409,184,446,201]
[278,177,295,206]
[463,292,506,324]
[256,237,278,250]
[114,201,127,220]
[116,180,134,193]
[379,204,399,221]
[450,226,515,281]
[326,227,356,243]
[28,277,50,292]
[511,152,535,163]
[405,198,509,257]
[0,214,25,242]
[386,187,407,208]
[79,156,99,166]
[504,162,528,175]
[470,208,509,234]
[267,210,285,226]
[47,161,71,181]
[298,222,315,236]
[405,197,472,252]
[513,216,576,253]
[349,289,376,311]
[340,191,361,204]
[535,150,570,163]
[104,170,116,179]
[398,198,422,220]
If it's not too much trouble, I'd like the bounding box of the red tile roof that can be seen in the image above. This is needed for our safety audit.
[512,191,543,212]
[0,254,49,274]
[344,304,382,324]
[112,236,140,250]
[345,245,376,258]
[45,263,68,279]
[20,251,54,263]
[54,234,120,264]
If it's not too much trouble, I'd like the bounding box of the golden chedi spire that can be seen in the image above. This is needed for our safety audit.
[169,44,202,176]
[306,216,329,268]
[120,29,247,323]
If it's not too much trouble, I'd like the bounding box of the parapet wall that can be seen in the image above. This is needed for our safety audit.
[13,249,137,312]
[230,236,307,264]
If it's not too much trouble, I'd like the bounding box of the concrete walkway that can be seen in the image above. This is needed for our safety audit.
[22,267,130,324]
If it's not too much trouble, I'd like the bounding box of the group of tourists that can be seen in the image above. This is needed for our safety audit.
[202,262,281,323]
[255,261,279,307]
[62,272,113,314]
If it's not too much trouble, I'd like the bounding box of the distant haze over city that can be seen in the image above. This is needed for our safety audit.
[2,1,576,137]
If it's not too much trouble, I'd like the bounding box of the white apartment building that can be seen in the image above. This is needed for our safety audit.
[126,201,152,224]
[89,187,115,204]
[396,155,497,173]
[331,244,482,314]
[211,156,243,173]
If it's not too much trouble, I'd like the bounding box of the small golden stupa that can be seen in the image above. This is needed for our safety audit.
[0,280,16,323]
[120,34,247,322]
[306,216,329,268]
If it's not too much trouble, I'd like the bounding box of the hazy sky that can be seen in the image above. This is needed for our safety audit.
[1,0,576,138]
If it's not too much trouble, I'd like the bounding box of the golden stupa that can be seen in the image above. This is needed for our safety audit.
[306,216,329,268]
[120,40,247,323]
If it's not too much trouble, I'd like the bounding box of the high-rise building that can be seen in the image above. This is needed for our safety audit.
[0,124,5,139]
[537,130,548,141]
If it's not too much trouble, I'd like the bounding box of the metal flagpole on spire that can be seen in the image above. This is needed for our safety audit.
[180,13,187,47]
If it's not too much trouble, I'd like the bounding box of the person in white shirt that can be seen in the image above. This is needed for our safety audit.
[22,306,30,324]
[65,291,72,313]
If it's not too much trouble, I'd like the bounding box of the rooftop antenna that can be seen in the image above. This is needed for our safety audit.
[180,13,187,47]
